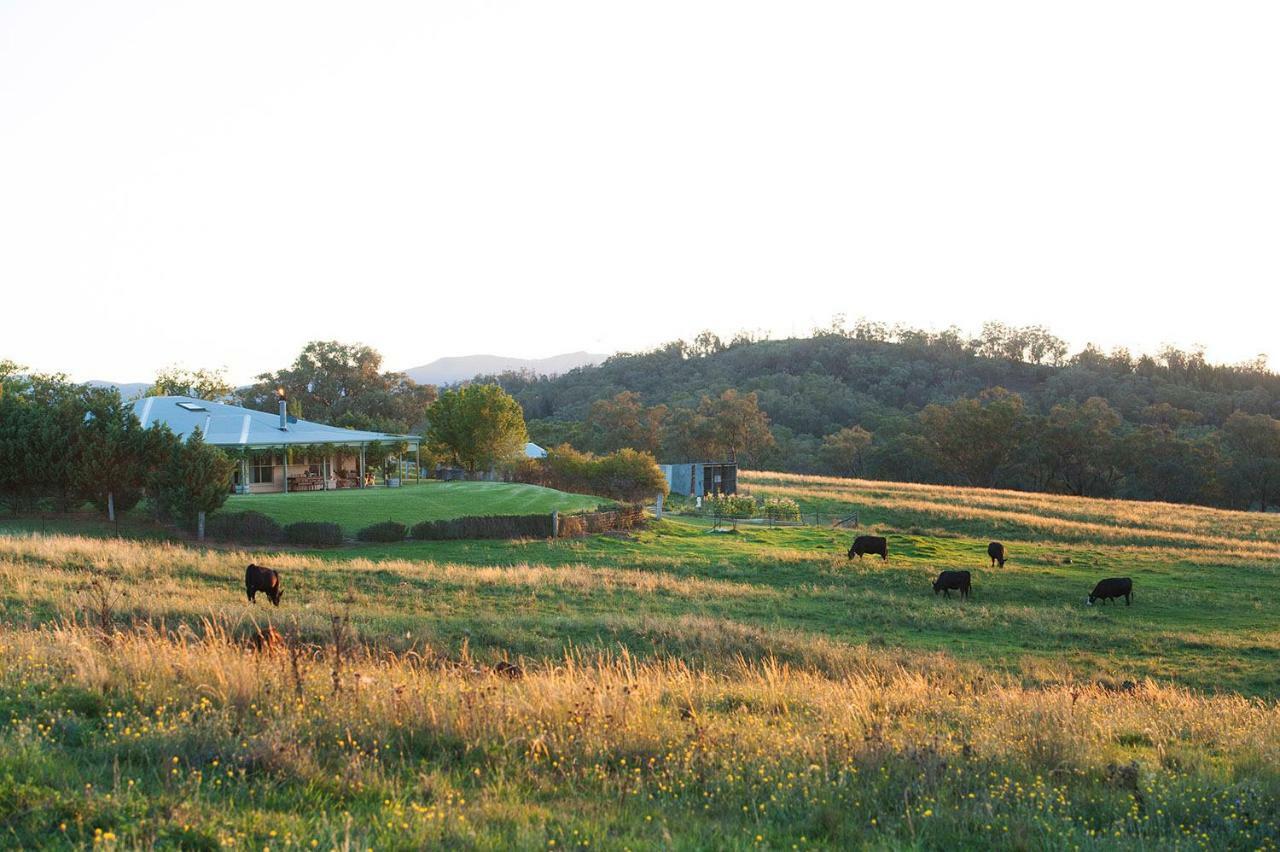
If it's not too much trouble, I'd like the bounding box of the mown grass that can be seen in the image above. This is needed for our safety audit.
[222,481,606,535]
[1,471,1279,848]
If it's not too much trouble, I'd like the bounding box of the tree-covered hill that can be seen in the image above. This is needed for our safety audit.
[484,322,1280,510]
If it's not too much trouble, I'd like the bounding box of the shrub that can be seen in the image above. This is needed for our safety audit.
[355,520,407,542]
[540,445,668,502]
[701,494,756,519]
[284,521,344,546]
[593,449,669,502]
[411,514,554,541]
[761,496,801,522]
[204,511,284,544]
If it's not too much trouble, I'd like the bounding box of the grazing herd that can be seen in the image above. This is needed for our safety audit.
[847,536,1134,606]
[242,534,1134,616]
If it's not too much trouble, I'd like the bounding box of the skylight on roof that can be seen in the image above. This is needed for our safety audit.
[176,402,207,412]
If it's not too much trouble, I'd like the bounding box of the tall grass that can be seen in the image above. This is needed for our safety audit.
[2,620,1277,848]
[5,473,1280,846]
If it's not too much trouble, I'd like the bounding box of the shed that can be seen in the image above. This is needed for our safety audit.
[658,461,737,497]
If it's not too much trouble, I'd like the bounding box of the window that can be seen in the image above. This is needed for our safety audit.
[251,455,274,485]
[176,402,207,412]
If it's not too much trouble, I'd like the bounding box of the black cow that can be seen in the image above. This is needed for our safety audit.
[245,563,282,606]
[1087,577,1132,606]
[988,541,1006,568]
[933,570,971,599]
[848,535,888,561]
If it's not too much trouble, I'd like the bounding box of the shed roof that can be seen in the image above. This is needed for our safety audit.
[132,396,418,449]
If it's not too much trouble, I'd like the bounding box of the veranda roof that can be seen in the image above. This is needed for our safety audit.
[132,396,418,449]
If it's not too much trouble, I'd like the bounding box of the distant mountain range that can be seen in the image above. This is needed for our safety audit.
[400,352,607,386]
[87,380,151,400]
[81,352,607,399]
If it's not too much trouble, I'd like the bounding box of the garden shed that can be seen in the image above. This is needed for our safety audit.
[658,462,737,497]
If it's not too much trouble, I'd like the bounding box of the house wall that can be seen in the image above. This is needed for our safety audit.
[233,452,363,494]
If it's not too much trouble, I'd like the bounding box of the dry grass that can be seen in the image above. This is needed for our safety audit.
[741,470,1280,551]
[5,474,1280,846]
[3,619,1278,848]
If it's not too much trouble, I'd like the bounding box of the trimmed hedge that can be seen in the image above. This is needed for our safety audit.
[204,511,284,544]
[284,521,344,546]
[356,520,407,542]
[411,514,554,541]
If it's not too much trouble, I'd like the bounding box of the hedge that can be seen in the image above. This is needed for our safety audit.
[284,521,344,546]
[411,514,554,541]
[204,511,284,544]
[356,520,408,542]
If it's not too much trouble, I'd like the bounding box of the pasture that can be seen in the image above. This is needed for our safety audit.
[0,472,1278,848]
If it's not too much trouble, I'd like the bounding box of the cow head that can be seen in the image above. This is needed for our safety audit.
[1085,595,1094,606]
[269,586,282,607]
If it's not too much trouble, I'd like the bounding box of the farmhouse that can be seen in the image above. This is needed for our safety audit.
[659,461,737,497]
[133,395,420,494]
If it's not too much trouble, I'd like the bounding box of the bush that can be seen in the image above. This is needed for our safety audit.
[540,445,668,502]
[284,521,344,546]
[356,520,407,542]
[411,514,554,541]
[701,494,756,519]
[204,511,284,544]
[761,496,801,522]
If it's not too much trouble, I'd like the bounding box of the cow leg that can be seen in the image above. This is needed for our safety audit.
[247,588,255,603]
[1125,593,1131,606]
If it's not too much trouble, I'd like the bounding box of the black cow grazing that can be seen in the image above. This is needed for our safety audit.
[848,535,888,561]
[245,563,283,606]
[1087,577,1132,606]
[988,541,1006,568]
[933,570,971,599]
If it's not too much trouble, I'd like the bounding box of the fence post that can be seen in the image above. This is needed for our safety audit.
[197,511,206,542]
[654,493,663,520]
[551,511,559,538]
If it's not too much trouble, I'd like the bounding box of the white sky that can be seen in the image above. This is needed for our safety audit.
[2,1,1277,384]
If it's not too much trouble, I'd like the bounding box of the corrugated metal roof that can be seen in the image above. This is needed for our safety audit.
[132,396,418,448]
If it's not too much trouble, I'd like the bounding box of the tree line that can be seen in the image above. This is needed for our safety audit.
[1,344,671,519]
[0,362,234,524]
[482,321,1280,511]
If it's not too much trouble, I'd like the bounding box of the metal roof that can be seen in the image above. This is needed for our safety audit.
[132,396,418,449]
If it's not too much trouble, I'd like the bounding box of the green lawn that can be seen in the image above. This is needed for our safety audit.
[221,480,607,534]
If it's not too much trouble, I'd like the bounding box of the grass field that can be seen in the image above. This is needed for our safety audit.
[219,481,607,534]
[1,472,1278,848]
